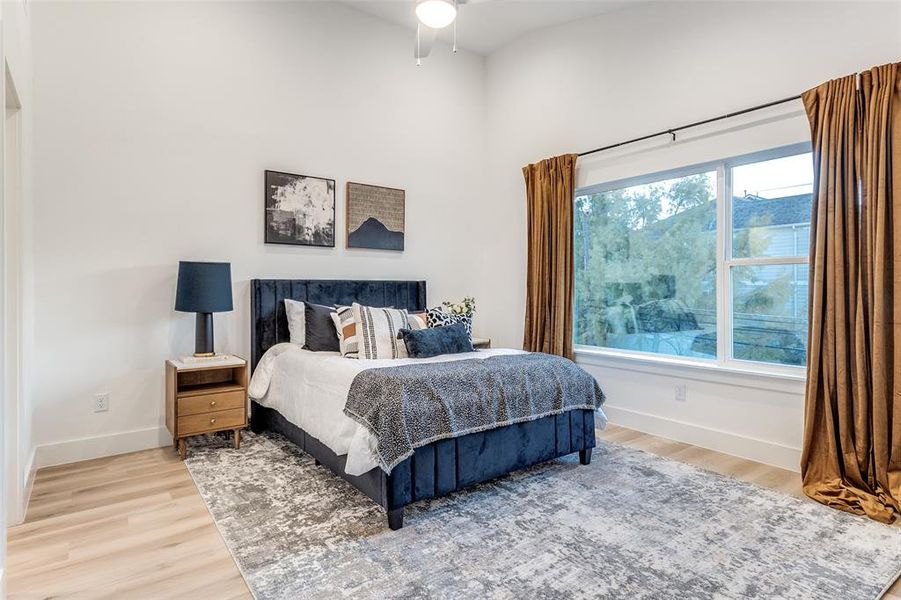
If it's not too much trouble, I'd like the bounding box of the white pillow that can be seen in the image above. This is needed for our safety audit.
[284,299,306,346]
[352,303,409,360]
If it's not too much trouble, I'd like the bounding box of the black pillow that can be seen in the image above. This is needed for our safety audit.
[398,323,474,359]
[302,302,339,352]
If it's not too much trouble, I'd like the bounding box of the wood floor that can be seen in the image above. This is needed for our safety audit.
[6,446,251,599]
[6,425,898,599]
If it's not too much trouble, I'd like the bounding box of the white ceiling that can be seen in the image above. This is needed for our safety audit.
[342,0,636,55]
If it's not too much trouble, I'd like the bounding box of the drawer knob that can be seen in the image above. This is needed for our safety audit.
[210,418,216,424]
[210,400,217,406]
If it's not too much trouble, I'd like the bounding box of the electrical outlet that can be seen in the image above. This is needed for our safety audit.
[94,392,110,412]
[674,384,687,402]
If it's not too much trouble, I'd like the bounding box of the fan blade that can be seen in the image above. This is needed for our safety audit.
[414,25,437,59]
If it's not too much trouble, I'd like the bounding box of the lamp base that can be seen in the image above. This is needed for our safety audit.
[195,312,215,356]
[193,351,216,358]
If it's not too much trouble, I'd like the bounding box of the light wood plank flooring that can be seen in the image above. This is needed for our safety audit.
[6,446,251,599]
[6,425,898,599]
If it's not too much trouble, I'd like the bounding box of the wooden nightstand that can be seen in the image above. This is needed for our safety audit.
[472,337,491,349]
[165,356,248,459]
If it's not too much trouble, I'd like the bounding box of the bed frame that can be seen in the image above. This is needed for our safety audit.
[249,279,596,529]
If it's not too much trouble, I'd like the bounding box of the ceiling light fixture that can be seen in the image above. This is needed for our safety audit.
[414,0,461,66]
[415,0,457,29]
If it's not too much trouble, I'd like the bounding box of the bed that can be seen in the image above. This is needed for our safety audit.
[248,279,603,529]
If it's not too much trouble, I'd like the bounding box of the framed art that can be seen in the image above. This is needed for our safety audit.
[346,182,405,251]
[265,170,336,247]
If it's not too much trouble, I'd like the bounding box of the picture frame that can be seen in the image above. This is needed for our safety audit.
[264,170,336,247]
[345,181,405,251]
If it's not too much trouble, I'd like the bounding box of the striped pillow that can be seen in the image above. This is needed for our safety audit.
[352,303,410,360]
[330,305,359,358]
[408,312,428,330]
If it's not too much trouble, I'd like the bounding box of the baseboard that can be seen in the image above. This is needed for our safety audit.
[602,405,802,473]
[34,426,170,469]
[5,446,37,526]
[21,445,36,523]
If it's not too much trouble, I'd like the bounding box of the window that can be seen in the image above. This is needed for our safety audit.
[575,144,812,370]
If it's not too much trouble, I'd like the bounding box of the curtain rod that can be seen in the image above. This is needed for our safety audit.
[577,95,802,158]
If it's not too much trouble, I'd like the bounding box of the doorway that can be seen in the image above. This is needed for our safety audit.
[4,61,24,527]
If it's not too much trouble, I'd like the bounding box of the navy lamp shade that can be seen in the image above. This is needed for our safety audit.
[175,261,233,356]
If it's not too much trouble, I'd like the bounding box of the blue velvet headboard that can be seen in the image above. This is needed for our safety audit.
[249,279,427,371]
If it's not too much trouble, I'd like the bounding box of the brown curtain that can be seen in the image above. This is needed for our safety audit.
[801,62,901,523]
[523,154,577,359]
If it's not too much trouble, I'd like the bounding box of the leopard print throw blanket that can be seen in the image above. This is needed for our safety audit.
[343,353,606,473]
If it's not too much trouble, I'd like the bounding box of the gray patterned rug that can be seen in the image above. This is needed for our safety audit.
[185,431,901,599]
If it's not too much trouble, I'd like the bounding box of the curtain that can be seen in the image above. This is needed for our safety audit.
[801,62,901,523]
[523,154,577,360]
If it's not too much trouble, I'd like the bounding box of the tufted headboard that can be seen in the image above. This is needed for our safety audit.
[249,279,427,372]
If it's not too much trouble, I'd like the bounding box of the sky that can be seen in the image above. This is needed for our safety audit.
[732,152,813,199]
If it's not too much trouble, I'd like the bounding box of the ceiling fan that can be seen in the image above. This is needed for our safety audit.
[413,0,473,65]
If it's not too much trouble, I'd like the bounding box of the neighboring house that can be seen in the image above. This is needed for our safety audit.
[732,192,811,257]
[730,193,809,349]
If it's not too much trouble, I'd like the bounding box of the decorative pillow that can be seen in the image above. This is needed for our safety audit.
[426,307,473,338]
[408,312,428,330]
[303,302,339,352]
[352,303,409,359]
[284,299,306,346]
[330,305,359,358]
[398,323,473,359]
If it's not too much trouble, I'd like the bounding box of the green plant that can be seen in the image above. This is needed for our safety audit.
[441,297,476,315]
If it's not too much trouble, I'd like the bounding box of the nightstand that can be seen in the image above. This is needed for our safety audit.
[165,356,248,459]
[472,337,491,349]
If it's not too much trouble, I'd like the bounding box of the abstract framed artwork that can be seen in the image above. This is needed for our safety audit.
[346,182,405,251]
[264,170,336,247]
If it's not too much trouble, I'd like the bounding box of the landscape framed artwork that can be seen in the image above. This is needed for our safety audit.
[346,182,405,251]
[264,170,336,247]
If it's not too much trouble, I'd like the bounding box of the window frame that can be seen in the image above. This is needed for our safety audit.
[574,142,812,377]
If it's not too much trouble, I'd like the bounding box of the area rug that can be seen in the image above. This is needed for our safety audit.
[185,431,901,599]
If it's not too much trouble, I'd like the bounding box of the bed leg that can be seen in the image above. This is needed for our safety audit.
[250,412,266,434]
[387,508,404,530]
[579,448,592,465]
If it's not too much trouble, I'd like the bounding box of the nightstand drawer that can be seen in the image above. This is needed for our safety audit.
[178,407,246,436]
[178,389,246,416]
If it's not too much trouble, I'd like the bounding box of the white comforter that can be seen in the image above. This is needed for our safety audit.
[248,344,525,475]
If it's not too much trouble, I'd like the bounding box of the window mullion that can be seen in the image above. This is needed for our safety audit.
[716,162,729,366]
[728,256,809,267]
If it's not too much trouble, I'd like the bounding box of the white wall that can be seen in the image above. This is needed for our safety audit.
[30,1,491,466]
[484,1,901,470]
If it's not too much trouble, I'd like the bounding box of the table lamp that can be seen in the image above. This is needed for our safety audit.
[175,261,233,357]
